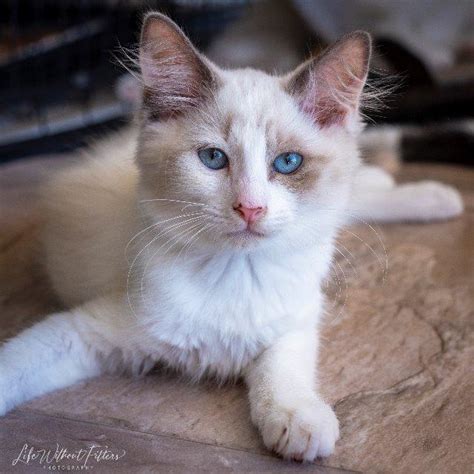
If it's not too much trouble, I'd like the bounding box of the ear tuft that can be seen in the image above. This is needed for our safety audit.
[286,31,371,130]
[140,13,214,120]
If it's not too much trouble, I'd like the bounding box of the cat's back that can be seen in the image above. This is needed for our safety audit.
[41,127,140,306]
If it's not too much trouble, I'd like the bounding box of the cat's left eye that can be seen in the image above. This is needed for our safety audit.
[198,148,229,170]
[273,152,303,174]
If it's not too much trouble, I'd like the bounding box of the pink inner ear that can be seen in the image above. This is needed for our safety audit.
[290,32,371,128]
[140,14,214,119]
[299,70,350,128]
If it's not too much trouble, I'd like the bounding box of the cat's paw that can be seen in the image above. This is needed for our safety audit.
[399,181,463,221]
[260,397,339,462]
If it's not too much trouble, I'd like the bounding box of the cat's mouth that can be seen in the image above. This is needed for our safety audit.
[227,228,266,239]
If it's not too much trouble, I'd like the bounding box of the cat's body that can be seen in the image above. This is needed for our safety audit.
[0,13,463,462]
[42,124,333,381]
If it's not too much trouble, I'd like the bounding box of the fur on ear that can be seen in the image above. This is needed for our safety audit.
[286,31,371,130]
[140,13,215,120]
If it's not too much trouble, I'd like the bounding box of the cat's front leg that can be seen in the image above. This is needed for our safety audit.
[245,329,339,462]
[0,294,134,416]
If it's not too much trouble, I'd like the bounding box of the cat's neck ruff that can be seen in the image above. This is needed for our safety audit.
[130,238,330,378]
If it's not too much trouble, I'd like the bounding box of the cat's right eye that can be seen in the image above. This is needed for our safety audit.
[198,148,229,170]
[273,152,303,175]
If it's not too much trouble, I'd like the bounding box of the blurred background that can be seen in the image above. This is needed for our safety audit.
[1,0,473,166]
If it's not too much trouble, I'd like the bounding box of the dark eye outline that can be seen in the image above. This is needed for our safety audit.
[198,148,229,170]
[273,152,303,175]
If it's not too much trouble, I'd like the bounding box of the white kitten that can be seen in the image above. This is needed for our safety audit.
[0,13,463,462]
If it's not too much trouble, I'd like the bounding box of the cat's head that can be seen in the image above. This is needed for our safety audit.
[136,13,371,253]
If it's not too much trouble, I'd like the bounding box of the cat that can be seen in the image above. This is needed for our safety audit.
[0,12,463,462]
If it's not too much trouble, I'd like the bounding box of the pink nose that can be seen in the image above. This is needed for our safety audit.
[234,204,267,224]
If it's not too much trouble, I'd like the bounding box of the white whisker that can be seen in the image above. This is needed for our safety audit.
[174,222,214,263]
[139,219,210,309]
[333,246,357,277]
[126,215,207,318]
[125,211,206,261]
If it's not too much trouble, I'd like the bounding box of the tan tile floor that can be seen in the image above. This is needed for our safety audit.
[0,156,473,473]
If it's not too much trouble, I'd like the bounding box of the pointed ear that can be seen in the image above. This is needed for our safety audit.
[285,31,371,129]
[139,13,215,120]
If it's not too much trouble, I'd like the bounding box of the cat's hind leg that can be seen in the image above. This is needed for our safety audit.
[350,165,464,223]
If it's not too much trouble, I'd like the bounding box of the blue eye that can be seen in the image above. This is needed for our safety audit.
[198,148,228,170]
[273,152,303,174]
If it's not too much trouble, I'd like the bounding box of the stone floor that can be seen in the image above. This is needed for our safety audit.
[0,156,473,473]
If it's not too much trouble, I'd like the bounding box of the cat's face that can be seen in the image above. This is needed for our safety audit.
[136,14,370,253]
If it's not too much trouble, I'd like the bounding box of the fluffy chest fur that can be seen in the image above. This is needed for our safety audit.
[132,248,327,378]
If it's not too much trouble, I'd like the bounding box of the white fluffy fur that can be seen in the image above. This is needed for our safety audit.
[0,13,464,463]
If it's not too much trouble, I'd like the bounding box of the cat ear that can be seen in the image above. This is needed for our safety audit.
[285,31,371,129]
[139,13,215,119]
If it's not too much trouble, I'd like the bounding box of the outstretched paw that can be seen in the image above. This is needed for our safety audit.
[261,397,339,462]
